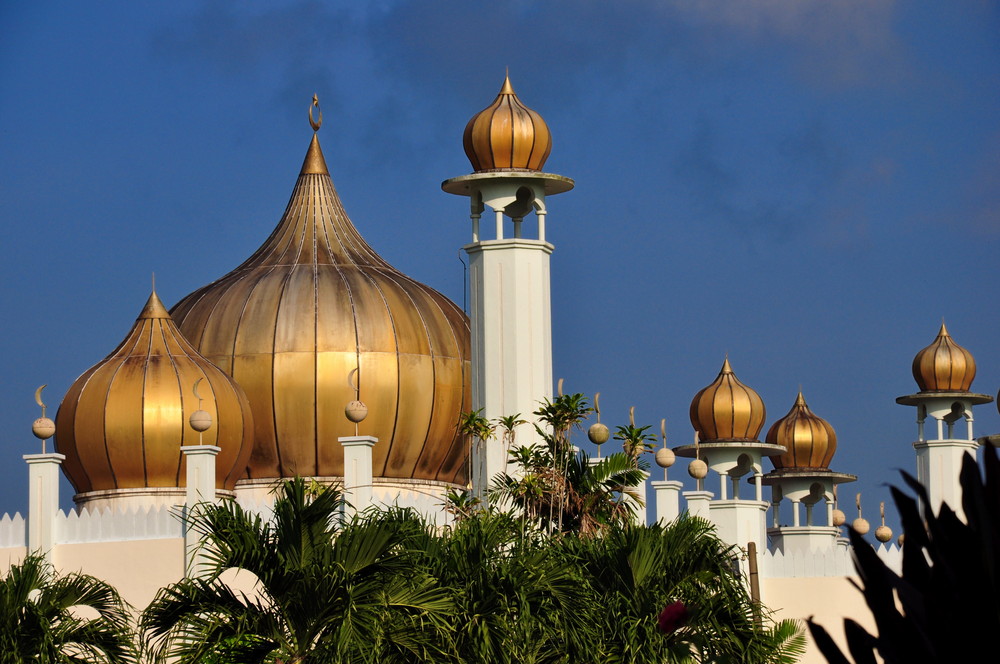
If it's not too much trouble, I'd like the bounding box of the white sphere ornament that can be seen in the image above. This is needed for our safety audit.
[831,509,846,527]
[588,422,610,445]
[346,400,368,424]
[688,458,708,480]
[852,517,870,535]
[32,417,55,440]
[189,410,213,433]
[875,525,892,543]
[655,447,676,468]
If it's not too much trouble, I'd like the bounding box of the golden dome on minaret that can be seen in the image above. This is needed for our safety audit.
[463,73,553,172]
[911,322,976,392]
[689,357,766,442]
[54,291,254,499]
[766,392,837,470]
[170,99,471,484]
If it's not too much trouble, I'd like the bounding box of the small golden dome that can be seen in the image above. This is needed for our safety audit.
[55,292,254,496]
[912,322,976,392]
[766,392,838,470]
[689,358,766,442]
[171,123,471,485]
[463,73,552,172]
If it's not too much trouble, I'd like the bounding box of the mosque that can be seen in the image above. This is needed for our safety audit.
[2,78,996,663]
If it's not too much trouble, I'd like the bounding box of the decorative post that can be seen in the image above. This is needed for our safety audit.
[182,378,220,578]
[651,419,683,524]
[342,368,376,518]
[26,385,63,564]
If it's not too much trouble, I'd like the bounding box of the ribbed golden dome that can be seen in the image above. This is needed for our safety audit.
[912,323,976,392]
[170,127,471,484]
[463,73,552,172]
[689,358,766,442]
[766,392,837,470]
[55,292,254,494]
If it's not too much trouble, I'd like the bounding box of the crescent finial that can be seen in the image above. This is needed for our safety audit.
[192,378,204,401]
[34,384,46,409]
[557,378,564,397]
[309,94,323,132]
[856,492,862,516]
[880,501,886,524]
[660,418,666,443]
[628,406,635,427]
[348,368,359,397]
[594,392,601,422]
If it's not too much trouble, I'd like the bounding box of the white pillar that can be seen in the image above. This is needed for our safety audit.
[651,480,683,524]
[629,471,650,524]
[24,453,65,564]
[684,490,713,521]
[181,444,220,577]
[341,435,377,517]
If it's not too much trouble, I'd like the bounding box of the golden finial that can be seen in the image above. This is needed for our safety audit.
[500,68,514,95]
[345,368,368,433]
[32,385,56,453]
[587,392,609,451]
[189,378,213,438]
[309,94,323,132]
[152,271,156,293]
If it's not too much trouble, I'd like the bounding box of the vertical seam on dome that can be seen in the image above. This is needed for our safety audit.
[312,179,320,477]
[358,274,399,476]
[733,377,753,440]
[379,272,437,480]
[138,320,154,488]
[488,101,501,170]
[161,319,190,488]
[317,177,363,475]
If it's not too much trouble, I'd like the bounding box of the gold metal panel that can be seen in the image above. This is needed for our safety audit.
[72,359,125,490]
[437,357,472,484]
[274,265,317,353]
[104,357,150,488]
[376,275,431,356]
[272,351,318,477]
[315,268,359,352]
[912,324,976,392]
[356,352,399,477]
[384,353,434,477]
[414,355,464,478]
[140,353,185,487]
[172,277,236,350]
[404,284,462,359]
[342,270,396,353]
[213,369,255,488]
[232,268,287,354]
[233,352,280,478]
[315,350,359,476]
[54,368,97,492]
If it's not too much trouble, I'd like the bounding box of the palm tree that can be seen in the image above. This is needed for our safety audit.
[141,479,454,664]
[0,553,135,663]
[561,518,805,664]
[407,510,595,664]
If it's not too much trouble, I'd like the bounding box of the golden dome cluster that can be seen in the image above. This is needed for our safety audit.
[463,74,552,172]
[55,292,254,497]
[689,358,766,442]
[911,322,976,392]
[170,127,471,484]
[766,392,838,470]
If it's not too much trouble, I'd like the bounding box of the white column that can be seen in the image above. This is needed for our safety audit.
[466,239,554,494]
[181,444,220,578]
[651,480,683,524]
[24,453,65,564]
[683,490,713,521]
[341,435,377,517]
[629,471,650,524]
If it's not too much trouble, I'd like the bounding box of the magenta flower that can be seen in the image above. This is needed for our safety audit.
[657,601,689,634]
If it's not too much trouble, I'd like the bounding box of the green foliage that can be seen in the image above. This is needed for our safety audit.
[142,479,454,664]
[0,553,136,663]
[614,423,657,461]
[808,446,1000,663]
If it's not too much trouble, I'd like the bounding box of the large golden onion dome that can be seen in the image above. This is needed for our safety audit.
[689,358,766,442]
[766,392,837,470]
[170,113,471,484]
[463,73,552,172]
[55,292,254,497]
[912,322,976,392]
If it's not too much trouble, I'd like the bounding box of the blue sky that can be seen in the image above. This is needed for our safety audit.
[2,1,998,537]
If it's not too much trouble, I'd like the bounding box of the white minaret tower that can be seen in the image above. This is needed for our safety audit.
[443,74,573,497]
[896,323,993,519]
